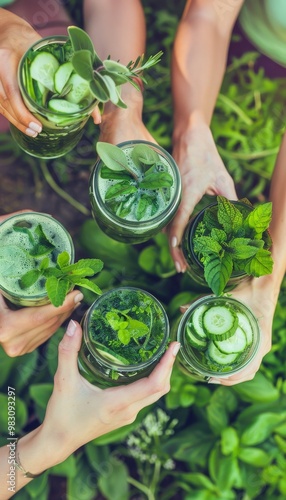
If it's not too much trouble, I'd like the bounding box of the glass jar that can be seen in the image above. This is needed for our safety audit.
[78,287,170,388]
[0,212,74,307]
[10,36,98,159]
[176,294,261,382]
[89,140,182,244]
[181,200,253,290]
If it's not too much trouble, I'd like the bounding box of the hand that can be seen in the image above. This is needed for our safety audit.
[209,274,278,386]
[28,321,180,469]
[0,11,43,135]
[168,122,237,273]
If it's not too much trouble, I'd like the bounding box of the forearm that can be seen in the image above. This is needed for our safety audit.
[268,132,286,288]
[172,0,244,137]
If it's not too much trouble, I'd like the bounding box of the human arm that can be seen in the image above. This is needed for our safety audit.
[0,320,179,499]
[169,0,245,272]
[83,0,155,143]
[209,132,286,385]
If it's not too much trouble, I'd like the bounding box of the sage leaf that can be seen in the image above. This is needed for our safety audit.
[103,59,131,74]
[89,73,110,102]
[100,69,129,86]
[97,142,129,172]
[204,253,233,295]
[71,50,94,81]
[101,75,120,105]
[45,276,70,307]
[19,269,41,289]
[105,181,137,200]
[68,26,95,55]
[131,144,160,170]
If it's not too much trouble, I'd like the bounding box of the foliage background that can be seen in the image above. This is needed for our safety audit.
[0,0,286,499]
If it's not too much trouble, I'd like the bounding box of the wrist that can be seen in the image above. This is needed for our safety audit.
[172,112,210,144]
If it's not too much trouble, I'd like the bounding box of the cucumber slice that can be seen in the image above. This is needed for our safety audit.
[65,74,91,104]
[94,343,129,365]
[237,312,254,346]
[207,341,239,365]
[30,52,60,92]
[203,305,238,341]
[48,99,81,114]
[190,304,208,340]
[33,80,49,106]
[214,326,247,354]
[54,62,74,94]
[186,324,207,350]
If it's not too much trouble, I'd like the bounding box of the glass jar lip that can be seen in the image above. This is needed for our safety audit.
[177,294,261,378]
[83,286,170,372]
[187,200,253,277]
[18,35,97,117]
[90,140,182,230]
[0,211,75,300]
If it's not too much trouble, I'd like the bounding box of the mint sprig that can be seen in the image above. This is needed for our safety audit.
[68,26,162,109]
[193,196,273,295]
[20,251,103,307]
[96,142,174,221]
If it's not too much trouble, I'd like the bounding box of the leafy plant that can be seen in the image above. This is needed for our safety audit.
[193,196,274,295]
[68,26,163,108]
[96,141,174,220]
[15,223,103,307]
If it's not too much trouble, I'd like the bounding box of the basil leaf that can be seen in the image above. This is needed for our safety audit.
[100,166,131,180]
[139,172,173,189]
[135,195,150,221]
[105,182,137,200]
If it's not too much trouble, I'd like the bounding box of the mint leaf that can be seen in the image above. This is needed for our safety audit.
[228,238,259,260]
[45,277,70,307]
[39,257,50,271]
[139,172,173,189]
[118,329,131,345]
[69,278,102,295]
[193,236,222,256]
[57,251,71,269]
[64,258,103,274]
[244,202,272,234]
[211,228,227,243]
[217,196,243,234]
[29,224,56,257]
[126,317,149,338]
[12,226,34,245]
[105,181,137,200]
[19,269,41,289]
[244,249,274,277]
[204,253,233,296]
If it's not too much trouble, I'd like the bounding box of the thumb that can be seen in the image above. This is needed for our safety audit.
[56,321,82,381]
[91,106,102,125]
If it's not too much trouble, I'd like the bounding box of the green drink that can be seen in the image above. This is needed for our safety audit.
[0,212,74,307]
[176,295,260,382]
[10,36,98,159]
[78,287,169,388]
[89,141,182,244]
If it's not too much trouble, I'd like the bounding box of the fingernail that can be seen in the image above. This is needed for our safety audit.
[172,342,181,356]
[66,320,77,337]
[175,261,181,273]
[208,379,221,384]
[74,292,84,304]
[26,128,38,137]
[171,236,177,248]
[29,121,42,133]
[180,304,189,311]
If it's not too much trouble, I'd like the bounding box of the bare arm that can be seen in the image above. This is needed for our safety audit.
[169,0,245,272]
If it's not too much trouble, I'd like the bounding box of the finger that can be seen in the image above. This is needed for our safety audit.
[107,342,180,406]
[214,174,237,201]
[0,97,41,136]
[91,106,102,125]
[55,320,83,386]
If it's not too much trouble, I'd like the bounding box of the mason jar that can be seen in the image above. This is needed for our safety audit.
[0,212,74,307]
[175,294,261,382]
[89,140,182,244]
[10,36,98,159]
[78,286,170,388]
[181,200,254,290]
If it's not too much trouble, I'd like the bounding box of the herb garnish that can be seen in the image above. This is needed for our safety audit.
[193,196,273,295]
[96,142,174,221]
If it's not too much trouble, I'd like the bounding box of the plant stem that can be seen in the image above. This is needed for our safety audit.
[127,476,155,500]
[217,93,253,125]
[149,460,161,498]
[39,160,90,216]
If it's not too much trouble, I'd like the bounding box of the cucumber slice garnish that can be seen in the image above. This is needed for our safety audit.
[48,99,81,114]
[65,74,91,104]
[94,343,129,365]
[214,326,247,354]
[54,61,74,94]
[207,341,239,365]
[237,311,254,346]
[190,304,208,340]
[30,52,60,92]
[186,324,207,350]
[202,305,238,340]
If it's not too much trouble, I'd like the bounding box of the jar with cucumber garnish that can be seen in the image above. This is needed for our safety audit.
[175,295,261,381]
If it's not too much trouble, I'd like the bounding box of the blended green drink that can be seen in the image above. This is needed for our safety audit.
[89,141,182,244]
[0,212,74,307]
[78,287,169,387]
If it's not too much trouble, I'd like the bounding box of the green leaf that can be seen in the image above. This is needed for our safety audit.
[71,49,94,81]
[89,72,110,102]
[101,74,120,105]
[39,257,50,271]
[211,228,227,243]
[98,458,129,500]
[97,142,129,171]
[63,258,103,274]
[238,447,271,467]
[221,427,239,455]
[57,251,71,268]
[131,144,160,170]
[105,181,137,200]
[228,238,258,259]
[50,454,77,478]
[232,372,279,403]
[139,171,173,189]
[127,317,149,337]
[70,277,102,295]
[217,196,243,233]
[204,253,233,295]
[241,412,286,445]
[45,276,70,307]
[193,236,222,255]
[100,166,131,180]
[19,269,41,289]
[244,202,272,233]
[103,59,131,74]
[244,248,273,276]
[118,328,131,345]
[29,224,56,257]
[135,194,150,221]
[68,26,95,55]
[29,384,53,409]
